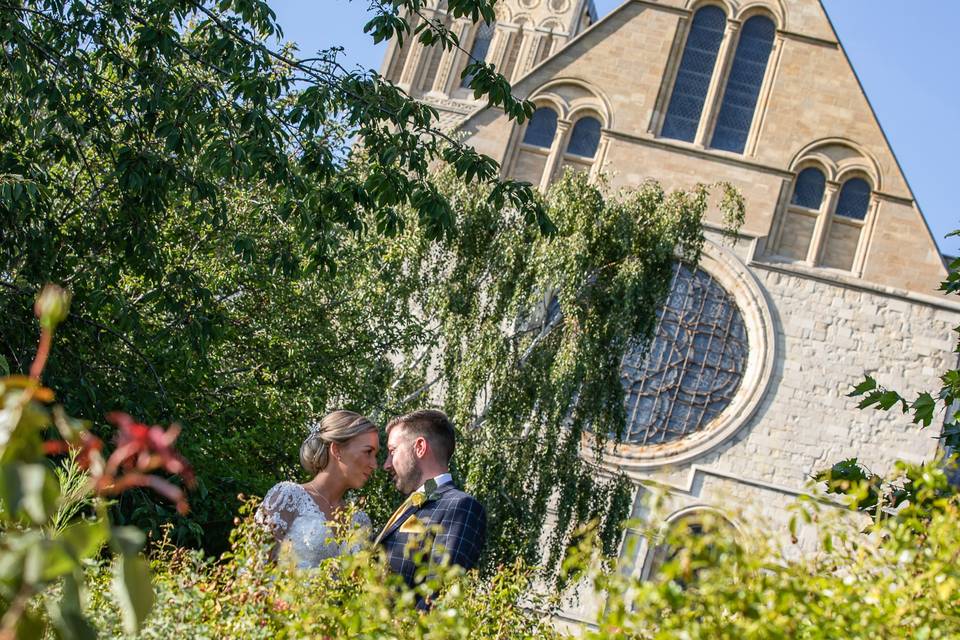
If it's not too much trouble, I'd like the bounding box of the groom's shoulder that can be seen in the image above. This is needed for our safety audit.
[438,483,478,503]
[436,485,485,516]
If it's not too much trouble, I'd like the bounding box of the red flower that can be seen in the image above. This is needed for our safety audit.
[104,412,196,488]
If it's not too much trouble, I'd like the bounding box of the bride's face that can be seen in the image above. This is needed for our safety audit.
[334,430,380,490]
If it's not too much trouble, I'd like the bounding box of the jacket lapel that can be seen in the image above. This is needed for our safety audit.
[380,483,456,542]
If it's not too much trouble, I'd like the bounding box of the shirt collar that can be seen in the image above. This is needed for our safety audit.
[416,472,452,494]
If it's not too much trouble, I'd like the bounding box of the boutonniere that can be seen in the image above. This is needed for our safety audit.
[409,478,442,508]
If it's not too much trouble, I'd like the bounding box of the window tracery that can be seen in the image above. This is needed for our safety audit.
[620,262,748,446]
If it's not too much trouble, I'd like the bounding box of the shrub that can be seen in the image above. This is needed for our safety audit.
[80,499,563,639]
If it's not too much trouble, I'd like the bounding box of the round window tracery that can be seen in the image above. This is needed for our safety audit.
[620,262,749,446]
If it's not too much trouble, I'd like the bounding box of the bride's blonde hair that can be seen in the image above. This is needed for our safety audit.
[300,410,378,475]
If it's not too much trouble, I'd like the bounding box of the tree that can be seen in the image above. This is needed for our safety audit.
[0,0,744,568]
[0,0,542,549]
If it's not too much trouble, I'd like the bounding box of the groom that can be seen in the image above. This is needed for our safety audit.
[375,409,486,590]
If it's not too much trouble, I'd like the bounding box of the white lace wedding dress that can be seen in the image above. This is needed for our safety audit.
[255,481,372,569]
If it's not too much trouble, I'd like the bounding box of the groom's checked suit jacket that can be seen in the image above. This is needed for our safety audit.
[379,482,486,588]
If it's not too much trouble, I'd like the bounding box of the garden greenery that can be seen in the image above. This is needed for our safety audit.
[0,0,540,550]
[0,0,740,562]
[70,458,960,639]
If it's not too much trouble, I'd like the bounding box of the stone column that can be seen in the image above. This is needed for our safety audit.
[430,20,471,95]
[517,31,546,79]
[807,182,840,266]
[486,25,510,72]
[398,38,427,91]
[540,119,571,192]
[851,196,881,277]
[589,132,612,182]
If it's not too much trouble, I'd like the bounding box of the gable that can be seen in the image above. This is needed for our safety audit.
[456,0,946,293]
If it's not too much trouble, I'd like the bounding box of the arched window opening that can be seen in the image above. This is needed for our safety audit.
[790,167,826,209]
[566,117,602,157]
[645,512,737,585]
[709,15,775,153]
[835,177,871,220]
[461,21,496,88]
[661,6,727,143]
[522,107,558,148]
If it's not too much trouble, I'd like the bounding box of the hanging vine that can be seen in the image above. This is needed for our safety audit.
[370,167,745,572]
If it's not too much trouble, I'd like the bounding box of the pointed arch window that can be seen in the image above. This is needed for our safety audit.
[790,167,826,209]
[461,21,496,88]
[661,6,727,143]
[566,116,602,157]
[522,107,558,148]
[835,177,871,220]
[710,15,775,152]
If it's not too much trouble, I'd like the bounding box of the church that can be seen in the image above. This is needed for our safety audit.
[379,0,959,625]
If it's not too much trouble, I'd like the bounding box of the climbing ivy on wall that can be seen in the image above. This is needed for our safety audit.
[374,169,745,569]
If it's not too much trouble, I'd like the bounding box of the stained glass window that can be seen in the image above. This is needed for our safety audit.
[835,177,871,220]
[709,15,775,153]
[461,21,496,88]
[661,6,727,143]
[620,263,748,446]
[523,107,558,148]
[566,117,602,157]
[790,167,826,209]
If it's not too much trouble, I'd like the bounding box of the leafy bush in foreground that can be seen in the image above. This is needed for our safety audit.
[80,500,562,639]
[72,458,960,639]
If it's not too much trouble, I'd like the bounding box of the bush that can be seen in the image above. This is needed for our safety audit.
[66,457,960,639]
[80,499,563,639]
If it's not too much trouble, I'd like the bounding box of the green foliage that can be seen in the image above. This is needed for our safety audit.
[80,500,563,639]
[0,0,743,571]
[69,461,960,639]
[0,287,190,638]
[579,461,960,638]
[378,169,743,573]
[0,0,547,554]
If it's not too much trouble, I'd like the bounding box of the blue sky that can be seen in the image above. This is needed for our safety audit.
[271,0,960,255]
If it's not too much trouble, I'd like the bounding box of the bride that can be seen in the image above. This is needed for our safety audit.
[256,410,379,568]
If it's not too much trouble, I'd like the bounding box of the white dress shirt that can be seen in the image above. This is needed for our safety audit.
[417,472,452,493]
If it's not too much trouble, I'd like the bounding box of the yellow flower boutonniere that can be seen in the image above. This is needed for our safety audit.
[410,491,426,508]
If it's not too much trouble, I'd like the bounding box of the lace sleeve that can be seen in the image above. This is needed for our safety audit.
[256,482,302,540]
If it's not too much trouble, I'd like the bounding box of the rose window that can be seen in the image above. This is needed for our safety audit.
[620,262,748,446]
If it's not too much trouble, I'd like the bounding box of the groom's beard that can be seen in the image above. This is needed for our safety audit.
[397,467,424,496]
[393,467,423,496]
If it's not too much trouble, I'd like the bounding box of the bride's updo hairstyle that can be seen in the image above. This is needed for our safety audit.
[300,410,378,476]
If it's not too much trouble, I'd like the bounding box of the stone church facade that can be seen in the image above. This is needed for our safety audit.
[381,0,960,625]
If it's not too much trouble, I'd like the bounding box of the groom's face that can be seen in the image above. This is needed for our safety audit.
[384,426,423,495]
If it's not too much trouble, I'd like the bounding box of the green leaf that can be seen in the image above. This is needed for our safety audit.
[848,375,877,397]
[13,609,47,639]
[111,525,146,556]
[48,572,97,640]
[113,553,155,635]
[878,390,905,411]
[58,518,110,560]
[911,392,936,427]
[0,462,60,524]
